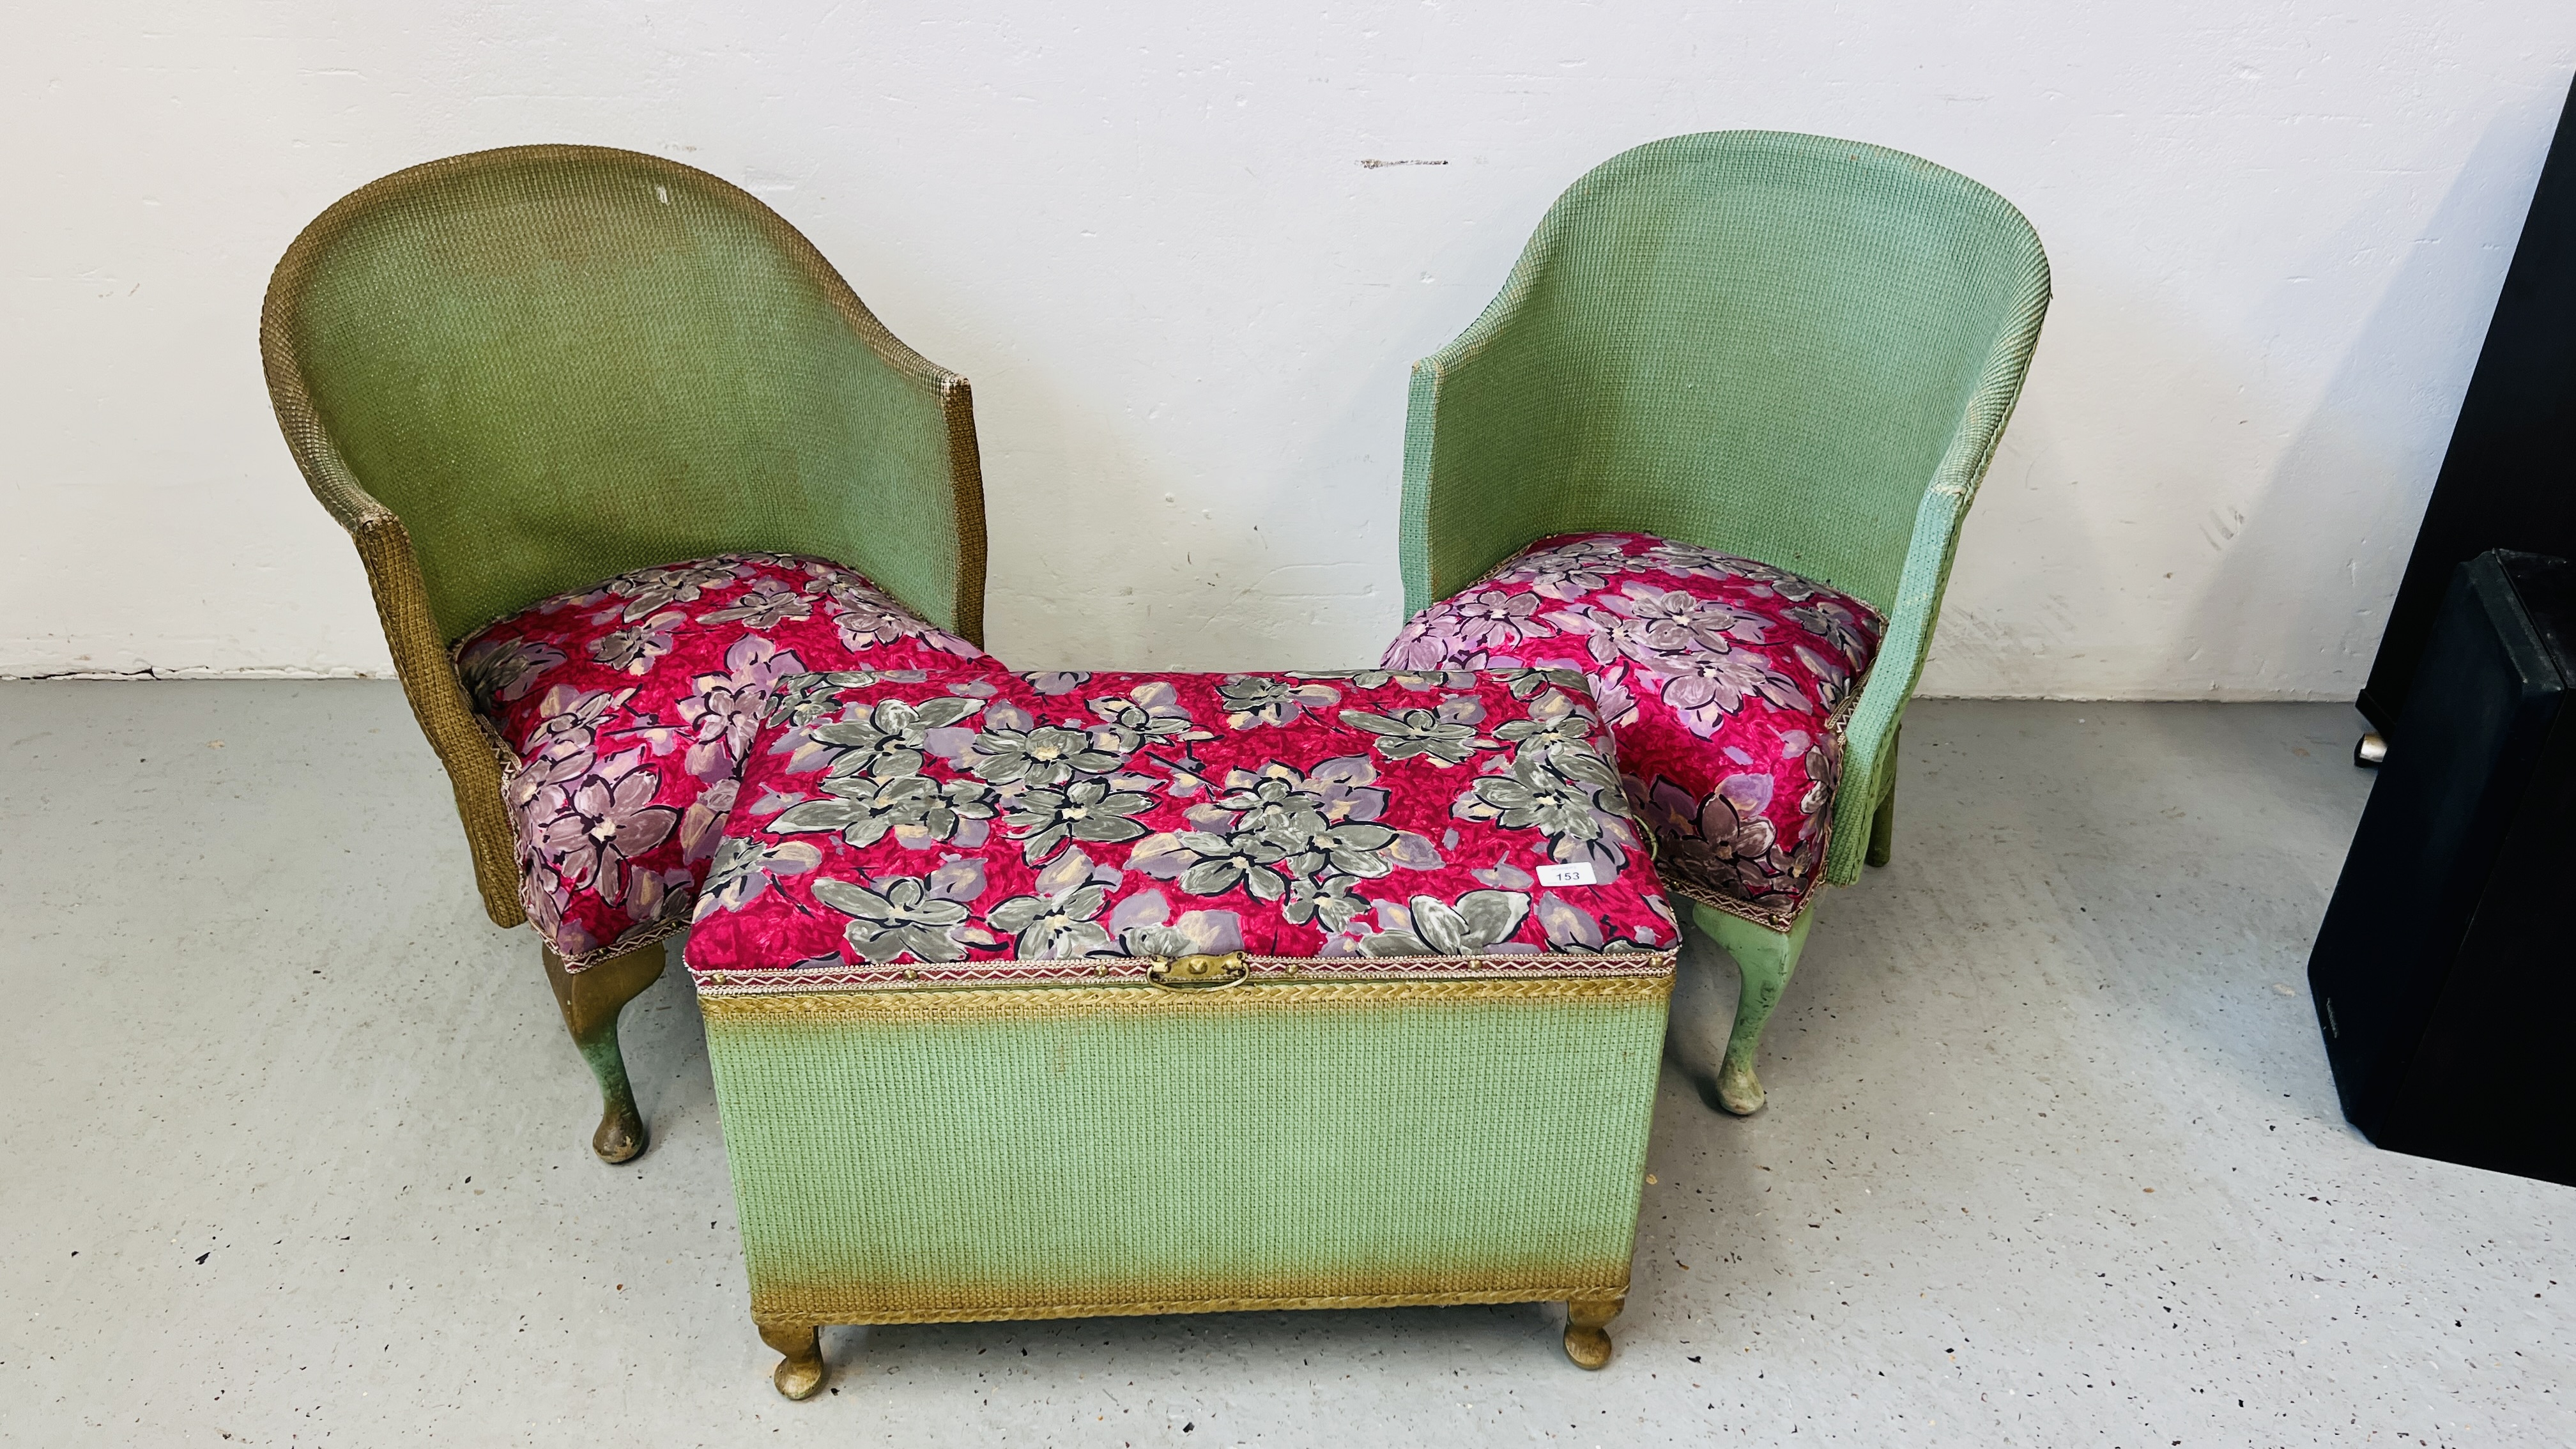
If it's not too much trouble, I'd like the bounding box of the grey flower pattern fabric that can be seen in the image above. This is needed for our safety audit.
[686,668,1681,978]
[454,552,985,965]
[1380,532,1883,928]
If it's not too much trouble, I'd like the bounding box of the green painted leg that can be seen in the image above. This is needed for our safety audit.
[1866,785,1896,868]
[1687,904,1814,1116]
[1866,724,1899,868]
[541,940,665,1163]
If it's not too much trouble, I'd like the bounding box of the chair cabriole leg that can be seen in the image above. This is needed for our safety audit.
[759,1321,827,1399]
[1866,784,1896,867]
[1866,727,1899,868]
[1563,1294,1624,1369]
[542,940,664,1163]
[1685,904,1814,1116]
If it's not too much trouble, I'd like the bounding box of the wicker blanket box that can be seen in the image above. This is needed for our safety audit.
[683,666,1678,1397]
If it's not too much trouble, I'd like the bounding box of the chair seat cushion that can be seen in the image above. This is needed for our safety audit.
[455,552,985,964]
[1382,532,1883,928]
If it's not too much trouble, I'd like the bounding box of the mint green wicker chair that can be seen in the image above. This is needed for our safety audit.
[1397,131,2050,1114]
[260,144,988,1160]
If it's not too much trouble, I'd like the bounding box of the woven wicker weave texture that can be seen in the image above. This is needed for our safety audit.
[1400,131,2050,888]
[259,145,990,926]
[702,979,1667,1326]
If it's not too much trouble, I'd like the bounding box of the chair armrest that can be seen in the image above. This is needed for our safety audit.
[1822,482,1960,886]
[1399,266,1571,615]
[349,512,528,928]
[1821,344,2040,887]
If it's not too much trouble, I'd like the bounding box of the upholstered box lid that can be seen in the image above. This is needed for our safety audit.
[685,667,1679,992]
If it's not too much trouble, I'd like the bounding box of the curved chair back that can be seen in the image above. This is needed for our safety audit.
[263,144,985,645]
[1401,130,2048,617]
[260,145,987,929]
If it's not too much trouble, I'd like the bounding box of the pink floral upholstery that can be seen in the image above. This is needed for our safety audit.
[455,553,985,964]
[684,668,1679,986]
[1383,533,1882,928]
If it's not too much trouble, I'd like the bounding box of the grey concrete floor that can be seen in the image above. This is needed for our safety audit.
[1,684,2567,1446]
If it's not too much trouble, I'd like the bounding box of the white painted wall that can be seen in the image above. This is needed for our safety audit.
[6,4,2572,696]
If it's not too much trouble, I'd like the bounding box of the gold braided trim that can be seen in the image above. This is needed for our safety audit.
[561,908,695,974]
[692,947,1675,997]
[751,1278,1630,1329]
[1664,873,1811,933]
[702,973,1671,1024]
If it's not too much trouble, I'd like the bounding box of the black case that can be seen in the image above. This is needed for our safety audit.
[2310,550,2576,1185]
[2358,78,2576,737]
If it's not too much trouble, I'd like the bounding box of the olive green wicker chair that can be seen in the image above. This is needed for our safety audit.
[259,144,988,1160]
[1397,131,2050,1114]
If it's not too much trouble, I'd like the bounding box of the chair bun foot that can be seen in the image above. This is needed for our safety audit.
[1563,1295,1623,1369]
[592,1100,647,1163]
[1686,1060,1767,1116]
[759,1322,827,1400]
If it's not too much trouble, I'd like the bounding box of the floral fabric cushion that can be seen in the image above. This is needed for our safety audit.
[1382,532,1883,928]
[455,553,985,965]
[684,668,1680,988]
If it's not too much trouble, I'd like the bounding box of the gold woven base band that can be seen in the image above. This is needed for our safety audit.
[700,974,1672,1025]
[751,1277,1632,1329]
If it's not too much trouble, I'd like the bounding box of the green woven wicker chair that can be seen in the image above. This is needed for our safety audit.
[259,144,988,1161]
[1390,131,2049,1114]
